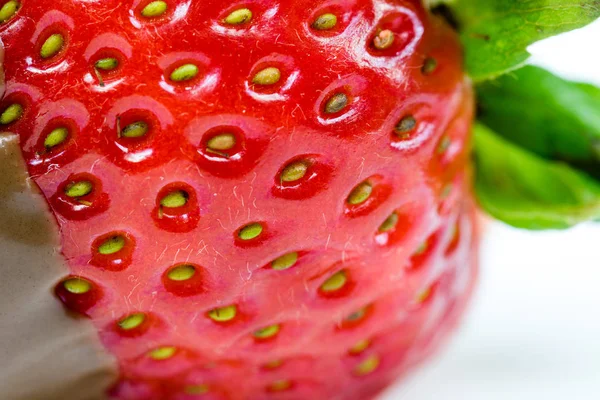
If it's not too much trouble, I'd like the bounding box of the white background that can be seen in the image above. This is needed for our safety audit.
[382,20,600,400]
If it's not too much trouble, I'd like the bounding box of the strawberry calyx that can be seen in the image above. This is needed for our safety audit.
[428,0,600,229]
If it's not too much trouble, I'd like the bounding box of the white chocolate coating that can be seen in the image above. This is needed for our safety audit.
[0,133,117,400]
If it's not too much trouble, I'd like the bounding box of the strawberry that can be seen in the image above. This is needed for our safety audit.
[0,1,478,399]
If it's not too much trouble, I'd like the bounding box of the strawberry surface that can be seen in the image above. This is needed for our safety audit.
[0,1,477,399]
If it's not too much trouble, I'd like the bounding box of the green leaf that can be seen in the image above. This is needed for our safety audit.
[473,123,600,230]
[477,66,600,180]
[437,0,600,81]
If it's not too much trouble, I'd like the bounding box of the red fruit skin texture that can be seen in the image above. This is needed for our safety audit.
[0,1,477,399]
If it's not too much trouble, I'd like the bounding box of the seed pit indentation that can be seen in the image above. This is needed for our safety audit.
[51,173,110,221]
[153,183,200,233]
[163,263,204,297]
[91,232,135,271]
[55,276,101,314]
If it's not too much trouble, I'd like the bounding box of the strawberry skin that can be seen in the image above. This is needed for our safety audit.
[0,1,477,399]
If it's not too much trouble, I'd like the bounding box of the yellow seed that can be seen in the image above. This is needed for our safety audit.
[40,33,64,59]
[118,313,146,330]
[224,8,252,25]
[422,57,438,75]
[95,58,119,71]
[167,264,196,281]
[185,385,209,395]
[281,161,308,182]
[437,135,451,154]
[148,346,176,360]
[254,324,280,339]
[441,184,453,199]
[170,63,199,82]
[0,1,19,24]
[0,103,23,125]
[141,1,168,18]
[63,278,91,294]
[44,127,69,149]
[414,242,428,256]
[373,29,395,50]
[207,133,236,151]
[98,236,125,255]
[160,190,188,208]
[121,121,148,138]
[354,355,380,376]
[208,305,237,322]
[347,182,372,205]
[345,308,366,322]
[378,212,399,232]
[271,252,298,271]
[252,67,281,86]
[324,92,348,114]
[65,181,93,198]
[349,339,371,355]
[312,13,337,30]
[269,380,291,392]
[416,287,432,303]
[449,223,459,242]
[394,115,416,137]
[320,270,347,292]
[238,223,263,241]
[263,359,283,369]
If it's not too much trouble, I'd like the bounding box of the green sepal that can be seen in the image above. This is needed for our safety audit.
[473,123,600,230]
[432,0,600,81]
[477,66,600,180]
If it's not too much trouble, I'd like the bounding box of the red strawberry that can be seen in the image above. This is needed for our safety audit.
[0,1,476,399]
